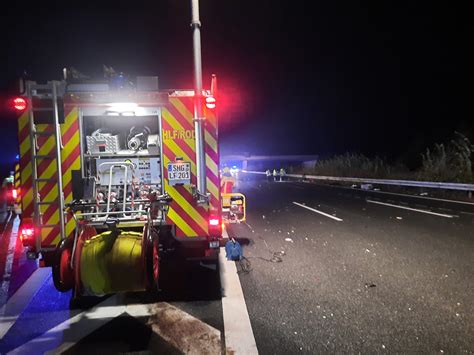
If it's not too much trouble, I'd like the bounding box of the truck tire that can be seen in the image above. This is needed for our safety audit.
[52,237,75,292]
[145,228,160,294]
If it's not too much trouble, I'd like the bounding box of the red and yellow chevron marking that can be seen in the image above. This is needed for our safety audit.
[162,96,220,237]
[14,163,21,207]
[17,107,81,248]
[18,111,33,218]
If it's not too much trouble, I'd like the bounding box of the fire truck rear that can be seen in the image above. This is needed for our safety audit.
[14,73,223,297]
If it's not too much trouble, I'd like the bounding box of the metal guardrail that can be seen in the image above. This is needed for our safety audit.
[242,170,474,192]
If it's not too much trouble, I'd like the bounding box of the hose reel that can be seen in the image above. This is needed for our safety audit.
[127,126,151,151]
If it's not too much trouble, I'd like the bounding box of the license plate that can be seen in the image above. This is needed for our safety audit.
[167,162,191,185]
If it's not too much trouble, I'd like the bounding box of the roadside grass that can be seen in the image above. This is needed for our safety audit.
[297,133,474,184]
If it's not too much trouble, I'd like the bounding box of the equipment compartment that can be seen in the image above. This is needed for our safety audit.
[82,115,160,156]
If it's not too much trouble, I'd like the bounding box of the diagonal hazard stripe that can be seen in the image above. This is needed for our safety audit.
[167,208,197,236]
[18,123,30,144]
[37,136,55,156]
[62,146,81,180]
[166,185,208,228]
[206,176,219,201]
[174,95,218,131]
[20,138,31,157]
[42,226,61,247]
[205,153,219,178]
[170,97,194,123]
[204,130,218,155]
[165,185,207,233]
[22,187,34,216]
[162,143,197,183]
[18,111,29,131]
[66,217,76,238]
[162,110,196,154]
[169,197,207,236]
[167,101,194,131]
[206,110,217,128]
[61,107,79,133]
[164,139,197,174]
[20,161,32,184]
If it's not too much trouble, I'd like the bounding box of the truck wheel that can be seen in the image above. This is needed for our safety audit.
[52,238,75,292]
[145,229,160,293]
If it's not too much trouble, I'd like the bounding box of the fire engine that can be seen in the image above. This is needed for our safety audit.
[13,72,225,296]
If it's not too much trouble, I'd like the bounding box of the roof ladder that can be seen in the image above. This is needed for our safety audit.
[27,81,66,250]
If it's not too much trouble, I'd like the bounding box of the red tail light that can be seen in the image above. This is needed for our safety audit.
[12,97,27,112]
[19,218,35,247]
[12,189,17,199]
[205,96,216,109]
[208,216,222,237]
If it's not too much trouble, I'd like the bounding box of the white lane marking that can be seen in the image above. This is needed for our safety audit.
[366,199,456,218]
[220,227,258,354]
[0,268,50,339]
[315,183,474,206]
[9,295,125,354]
[9,295,221,354]
[292,202,343,221]
[0,217,20,311]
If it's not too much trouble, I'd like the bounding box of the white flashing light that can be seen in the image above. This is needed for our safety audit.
[105,102,145,116]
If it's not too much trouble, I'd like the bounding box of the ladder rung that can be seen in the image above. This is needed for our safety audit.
[38,201,58,205]
[35,178,57,182]
[34,155,56,160]
[34,131,55,136]
[32,108,54,112]
[39,224,59,228]
[31,84,53,90]
[34,94,53,99]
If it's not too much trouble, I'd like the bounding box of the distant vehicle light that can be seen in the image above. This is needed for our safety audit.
[12,97,27,111]
[205,96,216,109]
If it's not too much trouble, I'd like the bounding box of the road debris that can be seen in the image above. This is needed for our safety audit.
[285,238,294,243]
[396,216,403,220]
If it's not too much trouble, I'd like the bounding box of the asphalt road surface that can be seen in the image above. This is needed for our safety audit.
[227,173,473,354]
[0,173,473,354]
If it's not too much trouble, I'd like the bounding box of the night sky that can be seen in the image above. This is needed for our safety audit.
[0,1,470,176]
